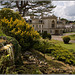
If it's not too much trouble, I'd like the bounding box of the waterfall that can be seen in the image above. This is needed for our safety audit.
[8,45,14,61]
[3,44,14,62]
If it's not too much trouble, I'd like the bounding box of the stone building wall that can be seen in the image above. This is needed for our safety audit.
[28,15,63,35]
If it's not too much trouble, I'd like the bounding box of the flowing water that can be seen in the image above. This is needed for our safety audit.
[3,44,14,61]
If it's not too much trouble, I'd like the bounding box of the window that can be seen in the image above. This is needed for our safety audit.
[39,25,41,28]
[36,25,38,28]
[40,20,42,23]
[42,25,43,28]
[52,20,55,28]
[50,30,52,33]
[44,31,47,34]
[52,24,55,28]
[57,21,59,24]
[42,30,43,33]
[39,20,43,23]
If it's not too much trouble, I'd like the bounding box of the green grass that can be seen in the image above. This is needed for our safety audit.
[68,34,75,40]
[49,40,75,51]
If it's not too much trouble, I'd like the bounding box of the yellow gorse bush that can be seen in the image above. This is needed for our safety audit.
[0,17,40,50]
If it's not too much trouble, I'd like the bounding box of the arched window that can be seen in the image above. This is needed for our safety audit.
[39,19,43,23]
[52,20,55,28]
[39,25,41,28]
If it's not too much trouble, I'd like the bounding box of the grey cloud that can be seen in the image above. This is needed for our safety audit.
[65,5,75,16]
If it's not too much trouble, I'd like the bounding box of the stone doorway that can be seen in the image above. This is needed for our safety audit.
[55,30,59,35]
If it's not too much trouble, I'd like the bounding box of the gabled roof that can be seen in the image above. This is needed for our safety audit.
[41,15,57,19]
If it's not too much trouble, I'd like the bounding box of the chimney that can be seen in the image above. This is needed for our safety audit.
[30,16,34,19]
[59,17,60,20]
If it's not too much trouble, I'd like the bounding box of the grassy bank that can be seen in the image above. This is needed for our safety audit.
[49,40,75,51]
[68,34,75,40]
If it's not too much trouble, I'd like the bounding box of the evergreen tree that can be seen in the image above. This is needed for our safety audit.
[0,0,55,17]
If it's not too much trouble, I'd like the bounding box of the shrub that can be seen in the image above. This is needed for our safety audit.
[1,17,40,50]
[0,55,8,73]
[0,8,21,21]
[6,66,18,74]
[42,31,51,40]
[63,36,70,44]
[51,49,75,65]
[0,55,13,74]
[33,39,54,53]
[47,33,51,40]
[16,65,41,74]
[42,31,47,39]
[33,39,75,65]
[33,39,45,52]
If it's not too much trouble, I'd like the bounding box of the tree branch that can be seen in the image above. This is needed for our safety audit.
[16,1,19,8]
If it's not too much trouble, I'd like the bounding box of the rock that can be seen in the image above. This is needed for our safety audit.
[33,58,36,61]
[24,51,32,56]
[52,70,55,73]
[52,57,55,60]
[40,61,42,64]
[57,69,60,71]
[63,70,66,73]
[0,36,3,39]
[3,37,7,40]
[69,71,72,74]
[44,62,47,65]
[28,55,37,62]
[59,69,63,73]
[67,64,69,66]
[28,62,36,64]
[39,61,46,65]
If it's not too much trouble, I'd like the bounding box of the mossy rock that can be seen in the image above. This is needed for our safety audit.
[0,43,3,48]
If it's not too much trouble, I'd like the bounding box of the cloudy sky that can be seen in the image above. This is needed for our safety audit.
[0,1,75,21]
[52,1,75,21]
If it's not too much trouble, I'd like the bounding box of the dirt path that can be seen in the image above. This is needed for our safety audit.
[52,33,75,43]
[63,33,75,36]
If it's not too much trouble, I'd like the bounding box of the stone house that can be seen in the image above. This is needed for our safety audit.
[26,15,63,35]
[57,18,75,32]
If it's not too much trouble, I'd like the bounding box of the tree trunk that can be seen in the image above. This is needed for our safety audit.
[19,8,22,14]
[16,1,29,17]
[22,9,26,17]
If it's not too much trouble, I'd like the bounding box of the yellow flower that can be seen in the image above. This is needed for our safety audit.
[7,54,10,57]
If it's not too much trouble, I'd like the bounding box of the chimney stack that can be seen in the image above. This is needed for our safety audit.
[59,17,61,20]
